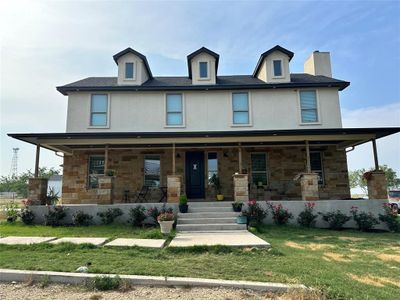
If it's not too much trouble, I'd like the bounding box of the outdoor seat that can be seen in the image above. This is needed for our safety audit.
[135,186,150,202]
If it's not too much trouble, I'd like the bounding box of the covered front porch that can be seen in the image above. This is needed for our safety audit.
[8,127,399,204]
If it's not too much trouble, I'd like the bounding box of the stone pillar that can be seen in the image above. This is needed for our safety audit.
[299,173,319,201]
[167,175,182,203]
[97,176,114,204]
[233,174,248,202]
[366,171,388,200]
[28,178,48,205]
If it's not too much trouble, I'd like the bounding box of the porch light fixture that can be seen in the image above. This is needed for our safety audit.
[176,153,181,158]
[223,152,228,157]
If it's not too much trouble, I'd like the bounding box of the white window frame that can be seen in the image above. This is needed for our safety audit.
[164,93,185,128]
[250,152,268,187]
[88,93,111,129]
[198,61,210,80]
[297,89,321,125]
[272,59,284,78]
[231,91,253,127]
[310,151,324,185]
[144,154,161,187]
[124,62,136,80]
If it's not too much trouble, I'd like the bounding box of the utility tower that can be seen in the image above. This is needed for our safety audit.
[10,148,19,177]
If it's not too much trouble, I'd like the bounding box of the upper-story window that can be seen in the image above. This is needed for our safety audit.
[232,92,249,124]
[299,90,318,123]
[125,62,134,79]
[199,62,208,78]
[166,94,183,126]
[90,94,108,126]
[273,60,282,77]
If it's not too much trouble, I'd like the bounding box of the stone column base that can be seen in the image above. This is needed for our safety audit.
[299,173,319,201]
[97,176,114,204]
[366,171,388,200]
[232,174,248,202]
[28,178,48,205]
[167,175,182,203]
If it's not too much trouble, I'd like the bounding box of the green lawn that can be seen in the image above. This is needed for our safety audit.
[0,224,399,299]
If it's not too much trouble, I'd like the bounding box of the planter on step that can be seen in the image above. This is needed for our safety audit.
[232,202,243,212]
[236,215,247,224]
[158,220,174,234]
[216,194,224,201]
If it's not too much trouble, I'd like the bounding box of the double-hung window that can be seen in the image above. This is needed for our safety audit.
[90,94,108,126]
[88,156,105,188]
[232,92,249,124]
[125,62,134,79]
[207,152,218,181]
[166,94,183,126]
[199,62,208,78]
[251,153,268,186]
[299,90,318,123]
[310,152,324,184]
[144,155,161,187]
[273,60,282,77]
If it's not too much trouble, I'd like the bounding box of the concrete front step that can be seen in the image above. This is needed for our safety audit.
[189,206,233,213]
[176,223,246,232]
[177,217,237,224]
[178,212,239,218]
[188,201,233,207]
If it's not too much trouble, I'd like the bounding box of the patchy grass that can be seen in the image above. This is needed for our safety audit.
[0,225,399,299]
[0,221,167,239]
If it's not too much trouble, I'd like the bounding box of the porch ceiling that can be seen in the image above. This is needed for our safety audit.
[8,127,399,155]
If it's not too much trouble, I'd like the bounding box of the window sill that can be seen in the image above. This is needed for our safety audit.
[198,77,211,81]
[272,75,285,79]
[230,123,253,127]
[299,122,321,126]
[164,125,186,128]
[88,125,110,129]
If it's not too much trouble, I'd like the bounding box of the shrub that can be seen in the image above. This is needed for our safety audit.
[97,208,123,225]
[129,205,146,227]
[242,199,267,226]
[320,210,351,230]
[157,212,175,222]
[268,202,293,225]
[297,202,318,227]
[19,208,35,225]
[92,275,121,291]
[44,206,67,226]
[379,203,400,232]
[179,194,188,205]
[46,187,59,205]
[147,206,160,224]
[5,201,19,223]
[350,206,379,231]
[72,211,93,226]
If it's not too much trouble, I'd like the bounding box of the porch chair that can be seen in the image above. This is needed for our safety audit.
[135,186,150,203]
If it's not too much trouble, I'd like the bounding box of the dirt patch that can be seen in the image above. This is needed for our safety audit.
[307,243,334,251]
[338,237,366,242]
[348,274,384,287]
[285,241,306,250]
[314,236,335,241]
[323,252,352,262]
[377,253,400,263]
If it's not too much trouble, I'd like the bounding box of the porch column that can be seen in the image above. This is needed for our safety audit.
[34,144,40,177]
[97,175,114,204]
[232,173,248,202]
[172,143,176,175]
[28,144,48,205]
[104,145,109,173]
[366,140,388,199]
[238,144,243,173]
[167,175,182,203]
[299,140,319,200]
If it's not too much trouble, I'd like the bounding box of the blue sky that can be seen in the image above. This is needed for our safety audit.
[0,0,399,183]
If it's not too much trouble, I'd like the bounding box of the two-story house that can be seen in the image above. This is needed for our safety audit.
[9,45,399,204]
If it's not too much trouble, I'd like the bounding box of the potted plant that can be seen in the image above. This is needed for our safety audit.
[179,194,188,213]
[106,169,115,176]
[232,202,243,212]
[236,213,247,224]
[209,174,224,201]
[157,212,175,234]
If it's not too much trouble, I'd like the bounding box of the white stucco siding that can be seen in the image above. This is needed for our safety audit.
[117,53,149,85]
[256,51,291,83]
[66,88,343,132]
[190,53,217,85]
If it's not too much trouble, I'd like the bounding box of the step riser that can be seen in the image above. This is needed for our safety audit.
[189,207,233,213]
[177,224,247,232]
[178,212,239,218]
[177,218,237,224]
[188,202,234,207]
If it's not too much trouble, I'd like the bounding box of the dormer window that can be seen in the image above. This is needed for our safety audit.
[125,62,135,79]
[273,60,282,77]
[199,62,208,79]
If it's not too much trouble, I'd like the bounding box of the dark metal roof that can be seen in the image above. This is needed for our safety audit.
[187,47,220,79]
[56,74,349,95]
[253,45,295,77]
[112,47,153,79]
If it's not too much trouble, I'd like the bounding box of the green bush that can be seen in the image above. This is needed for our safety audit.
[5,201,19,223]
[97,208,123,225]
[320,210,351,230]
[129,205,146,227]
[19,207,35,225]
[297,202,318,227]
[379,203,400,232]
[242,199,267,226]
[350,206,379,231]
[44,206,67,226]
[268,202,293,225]
[92,275,121,291]
[179,194,188,205]
[72,211,93,226]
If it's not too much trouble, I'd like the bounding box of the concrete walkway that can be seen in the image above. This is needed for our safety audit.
[169,231,270,248]
[0,236,57,245]
[105,238,166,248]
[49,237,108,246]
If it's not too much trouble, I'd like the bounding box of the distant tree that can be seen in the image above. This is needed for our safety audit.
[349,165,400,193]
[0,167,61,198]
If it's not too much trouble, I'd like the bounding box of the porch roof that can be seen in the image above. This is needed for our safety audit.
[8,127,400,155]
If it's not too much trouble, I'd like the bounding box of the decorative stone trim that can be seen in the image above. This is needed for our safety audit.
[366,171,388,200]
[233,174,248,202]
[297,173,319,201]
[28,178,48,205]
[167,175,182,203]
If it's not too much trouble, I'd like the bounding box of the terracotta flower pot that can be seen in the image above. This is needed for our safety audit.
[158,220,174,234]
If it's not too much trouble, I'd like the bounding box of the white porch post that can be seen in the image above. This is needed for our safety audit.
[172,143,176,175]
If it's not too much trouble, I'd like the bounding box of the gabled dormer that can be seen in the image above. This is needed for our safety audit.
[187,47,219,85]
[113,48,153,85]
[253,45,294,83]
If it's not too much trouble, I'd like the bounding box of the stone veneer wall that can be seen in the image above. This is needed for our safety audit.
[62,146,350,204]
